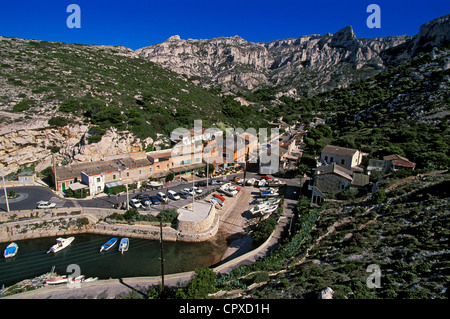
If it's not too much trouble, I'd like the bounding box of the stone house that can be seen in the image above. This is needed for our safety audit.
[382,154,416,173]
[320,145,363,171]
[310,163,370,205]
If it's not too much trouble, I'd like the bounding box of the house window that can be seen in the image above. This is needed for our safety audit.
[324,156,328,162]
[149,167,152,173]
[139,170,141,175]
[156,165,160,170]
[341,159,345,165]
[330,157,334,163]
[96,177,101,183]
[126,172,129,177]
[113,174,116,180]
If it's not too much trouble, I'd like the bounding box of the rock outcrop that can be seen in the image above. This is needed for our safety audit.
[136,14,450,94]
[0,125,150,176]
[136,26,409,94]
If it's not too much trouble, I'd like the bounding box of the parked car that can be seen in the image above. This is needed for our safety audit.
[191,187,203,194]
[180,188,195,196]
[167,190,180,200]
[141,199,152,207]
[129,198,143,208]
[210,179,222,185]
[196,181,207,187]
[178,191,190,199]
[156,192,168,203]
[135,194,150,201]
[37,201,56,209]
[150,195,161,205]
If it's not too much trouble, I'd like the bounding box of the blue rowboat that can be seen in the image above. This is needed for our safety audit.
[4,242,18,258]
[100,238,118,252]
[118,238,129,254]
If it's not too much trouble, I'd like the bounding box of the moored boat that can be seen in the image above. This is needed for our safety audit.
[47,237,74,253]
[118,238,129,254]
[82,277,98,283]
[4,242,18,258]
[100,238,118,252]
[246,178,256,186]
[46,275,67,285]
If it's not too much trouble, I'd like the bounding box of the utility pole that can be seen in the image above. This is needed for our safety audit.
[191,169,195,211]
[159,219,165,293]
[1,168,10,212]
[243,147,249,187]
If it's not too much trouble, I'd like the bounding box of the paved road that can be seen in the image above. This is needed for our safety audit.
[0,171,299,214]
[0,186,74,212]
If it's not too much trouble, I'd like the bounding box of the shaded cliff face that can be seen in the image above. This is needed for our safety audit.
[136,14,450,95]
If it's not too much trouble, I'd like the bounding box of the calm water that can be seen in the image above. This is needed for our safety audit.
[0,233,228,287]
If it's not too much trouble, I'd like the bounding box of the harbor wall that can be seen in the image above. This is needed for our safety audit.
[0,207,219,243]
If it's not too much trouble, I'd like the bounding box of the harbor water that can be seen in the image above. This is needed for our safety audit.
[0,233,228,288]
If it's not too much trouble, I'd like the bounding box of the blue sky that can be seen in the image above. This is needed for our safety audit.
[0,0,449,50]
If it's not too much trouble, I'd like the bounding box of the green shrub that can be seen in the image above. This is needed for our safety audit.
[48,116,69,127]
[12,100,31,112]
[177,268,216,299]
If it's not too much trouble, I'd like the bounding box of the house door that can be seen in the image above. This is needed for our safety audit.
[62,183,66,191]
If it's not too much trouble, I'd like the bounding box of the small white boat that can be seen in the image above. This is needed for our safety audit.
[257,179,266,187]
[219,183,240,197]
[246,178,256,186]
[261,205,279,215]
[100,238,118,252]
[267,179,286,187]
[249,203,271,216]
[118,238,129,254]
[4,242,18,258]
[82,277,98,283]
[46,275,68,285]
[47,237,74,253]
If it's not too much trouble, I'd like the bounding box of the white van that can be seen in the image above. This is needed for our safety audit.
[156,192,168,203]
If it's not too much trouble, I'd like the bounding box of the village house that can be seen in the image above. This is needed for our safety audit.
[310,163,370,205]
[53,152,153,195]
[366,154,416,174]
[320,145,364,171]
[382,154,417,173]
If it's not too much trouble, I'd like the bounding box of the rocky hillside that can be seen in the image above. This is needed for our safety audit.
[0,37,226,175]
[136,14,450,95]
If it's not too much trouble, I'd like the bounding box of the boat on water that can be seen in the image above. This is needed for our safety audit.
[118,238,129,254]
[4,242,18,258]
[100,238,118,252]
[47,237,74,253]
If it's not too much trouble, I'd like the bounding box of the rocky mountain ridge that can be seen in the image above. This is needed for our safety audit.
[136,14,450,95]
